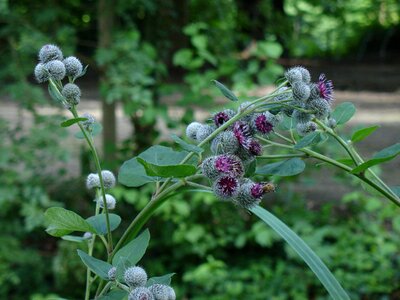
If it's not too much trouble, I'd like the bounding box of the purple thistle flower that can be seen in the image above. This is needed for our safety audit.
[254,114,274,134]
[214,154,244,177]
[213,109,235,127]
[214,176,240,199]
[251,183,264,199]
[248,139,262,156]
[233,121,251,148]
[317,74,334,103]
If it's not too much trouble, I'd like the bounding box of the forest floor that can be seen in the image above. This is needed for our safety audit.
[1,61,399,204]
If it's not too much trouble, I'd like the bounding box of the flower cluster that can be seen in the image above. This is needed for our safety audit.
[107,266,176,300]
[283,66,336,135]
[86,170,117,210]
[187,103,279,209]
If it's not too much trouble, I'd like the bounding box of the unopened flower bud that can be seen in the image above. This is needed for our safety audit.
[292,109,311,124]
[63,56,83,78]
[45,60,66,81]
[62,83,81,105]
[34,63,49,83]
[211,131,239,154]
[129,287,154,300]
[185,122,202,140]
[285,68,302,84]
[83,232,92,239]
[292,81,310,102]
[86,173,100,189]
[97,194,116,210]
[149,284,174,300]
[38,44,63,63]
[108,267,116,280]
[234,179,264,209]
[201,156,220,180]
[296,66,311,83]
[124,266,147,288]
[101,170,116,189]
[327,118,337,129]
[81,113,95,130]
[196,125,214,142]
[307,98,330,119]
[296,121,317,136]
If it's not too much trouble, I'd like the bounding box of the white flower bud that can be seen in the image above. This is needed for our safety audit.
[101,170,116,189]
[86,173,100,189]
[124,266,147,288]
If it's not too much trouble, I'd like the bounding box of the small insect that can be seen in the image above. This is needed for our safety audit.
[262,182,276,193]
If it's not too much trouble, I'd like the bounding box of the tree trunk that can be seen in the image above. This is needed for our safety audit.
[97,0,116,168]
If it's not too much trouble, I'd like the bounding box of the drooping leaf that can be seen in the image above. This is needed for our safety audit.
[250,206,350,300]
[295,132,322,149]
[212,80,239,102]
[171,134,203,154]
[74,122,103,139]
[256,158,305,176]
[137,157,196,178]
[118,157,158,187]
[146,273,175,287]
[112,229,150,266]
[86,214,121,235]
[61,235,86,243]
[60,117,88,128]
[351,143,400,174]
[351,125,379,143]
[97,290,128,300]
[48,82,65,103]
[331,102,356,125]
[77,249,112,280]
[45,207,96,237]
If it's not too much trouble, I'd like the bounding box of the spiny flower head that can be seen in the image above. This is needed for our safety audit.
[101,170,116,189]
[254,113,274,134]
[108,267,116,280]
[62,83,81,105]
[196,124,214,142]
[97,194,116,210]
[214,154,244,177]
[63,56,83,78]
[38,44,63,63]
[292,81,310,102]
[201,156,220,180]
[149,284,176,300]
[292,109,312,124]
[317,74,334,103]
[129,287,154,300]
[45,60,66,81]
[307,97,330,119]
[247,139,262,156]
[234,179,263,209]
[186,122,202,140]
[34,63,49,83]
[213,109,235,127]
[210,131,239,155]
[86,173,100,189]
[296,66,311,83]
[81,113,95,131]
[285,67,302,84]
[124,266,148,288]
[233,121,252,148]
[296,121,317,136]
[213,176,240,200]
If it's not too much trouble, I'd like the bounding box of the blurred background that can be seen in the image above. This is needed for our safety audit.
[0,0,399,299]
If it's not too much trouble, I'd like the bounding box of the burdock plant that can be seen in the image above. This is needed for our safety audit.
[36,45,399,299]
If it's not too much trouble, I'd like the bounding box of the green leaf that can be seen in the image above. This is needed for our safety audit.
[45,207,96,237]
[74,122,103,139]
[212,80,239,102]
[86,214,121,235]
[139,145,189,165]
[77,249,112,280]
[97,290,128,300]
[48,82,65,103]
[256,158,305,176]
[351,143,400,174]
[61,235,86,243]
[118,157,157,187]
[331,102,356,125]
[146,273,175,287]
[294,132,322,149]
[112,229,150,266]
[171,134,203,154]
[60,117,88,128]
[137,157,196,178]
[250,206,350,300]
[351,125,379,143]
[391,186,400,197]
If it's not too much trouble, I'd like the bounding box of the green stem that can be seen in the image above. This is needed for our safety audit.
[258,154,307,159]
[186,181,212,190]
[70,106,113,253]
[97,281,113,297]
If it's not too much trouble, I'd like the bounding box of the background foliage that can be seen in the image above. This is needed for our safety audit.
[0,0,399,298]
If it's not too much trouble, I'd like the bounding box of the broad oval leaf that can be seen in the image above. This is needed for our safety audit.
[171,134,203,154]
[112,229,150,266]
[45,207,96,237]
[250,206,350,300]
[137,157,197,178]
[118,157,157,187]
[351,143,400,174]
[86,214,121,235]
[212,80,239,102]
[77,249,112,280]
[256,158,305,176]
[60,117,88,128]
[351,125,379,143]
[331,102,356,125]
[295,132,322,149]
[146,273,175,287]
